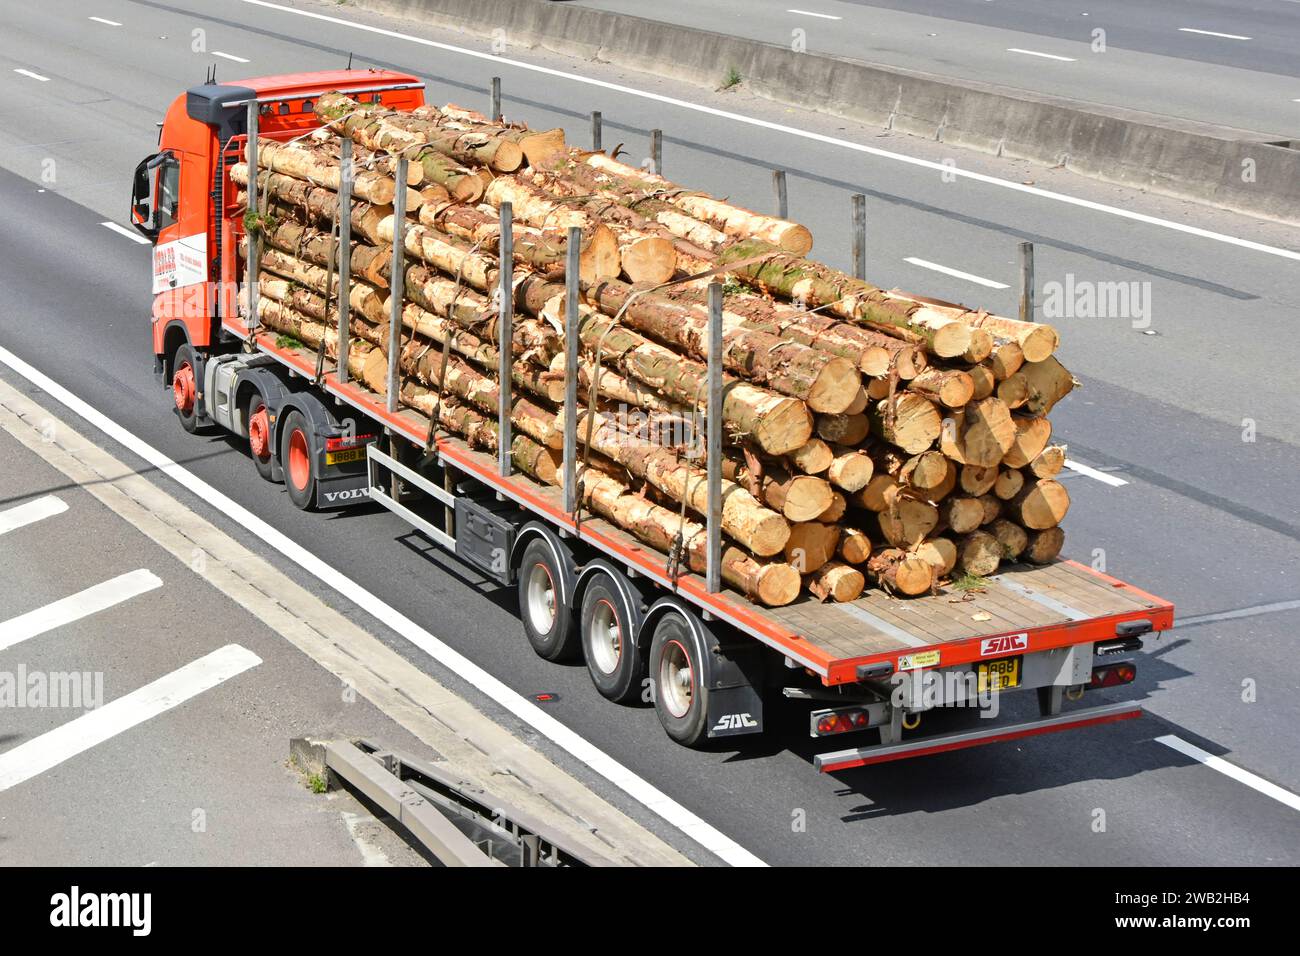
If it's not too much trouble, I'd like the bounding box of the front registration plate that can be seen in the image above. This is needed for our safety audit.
[325,447,366,465]
[977,656,1021,692]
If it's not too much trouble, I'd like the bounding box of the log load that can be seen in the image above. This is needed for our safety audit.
[226,92,1088,610]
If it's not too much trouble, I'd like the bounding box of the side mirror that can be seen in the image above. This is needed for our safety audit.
[130,153,168,242]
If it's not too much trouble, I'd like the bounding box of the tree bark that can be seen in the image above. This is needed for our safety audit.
[584,278,861,414]
[316,92,525,171]
[561,468,800,605]
[575,410,791,556]
[718,240,976,358]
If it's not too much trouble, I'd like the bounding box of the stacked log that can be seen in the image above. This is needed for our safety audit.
[236,90,1077,610]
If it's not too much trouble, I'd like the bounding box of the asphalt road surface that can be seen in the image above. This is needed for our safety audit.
[0,0,1297,866]
[0,422,432,866]
[573,0,1300,134]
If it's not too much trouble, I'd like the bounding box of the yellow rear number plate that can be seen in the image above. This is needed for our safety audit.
[977,656,1020,692]
[325,447,366,465]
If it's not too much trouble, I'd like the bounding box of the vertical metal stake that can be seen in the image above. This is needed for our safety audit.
[497,202,514,478]
[590,111,602,152]
[1019,241,1035,323]
[490,76,501,123]
[245,101,260,333]
[336,136,354,384]
[562,226,581,516]
[773,169,788,220]
[650,128,662,175]
[386,156,409,413]
[705,281,723,595]
[851,193,866,281]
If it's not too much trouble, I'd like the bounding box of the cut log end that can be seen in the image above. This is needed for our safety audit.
[806,562,866,603]
[806,357,865,414]
[1020,324,1060,363]
[751,398,816,457]
[958,530,1002,577]
[1025,527,1065,564]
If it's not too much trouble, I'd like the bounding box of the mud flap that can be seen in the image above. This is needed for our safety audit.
[704,643,766,738]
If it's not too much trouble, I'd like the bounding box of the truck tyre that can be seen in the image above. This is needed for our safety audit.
[171,343,205,434]
[245,391,279,483]
[649,611,710,746]
[517,538,578,662]
[280,409,317,511]
[580,572,645,703]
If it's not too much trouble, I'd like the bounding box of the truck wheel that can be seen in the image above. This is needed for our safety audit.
[171,343,205,434]
[650,611,709,747]
[245,392,278,483]
[517,538,577,662]
[280,410,317,511]
[580,573,645,703]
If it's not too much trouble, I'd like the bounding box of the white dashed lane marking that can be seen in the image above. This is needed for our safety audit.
[0,569,163,652]
[0,644,262,792]
[0,495,67,535]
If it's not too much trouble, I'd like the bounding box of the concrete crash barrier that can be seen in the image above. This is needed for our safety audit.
[360,0,1300,224]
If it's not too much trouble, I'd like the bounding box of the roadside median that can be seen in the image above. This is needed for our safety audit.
[357,0,1300,224]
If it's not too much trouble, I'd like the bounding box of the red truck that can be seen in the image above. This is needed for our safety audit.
[129,69,1174,769]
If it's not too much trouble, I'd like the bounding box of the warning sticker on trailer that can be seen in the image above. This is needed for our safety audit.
[152,232,207,294]
[897,650,941,670]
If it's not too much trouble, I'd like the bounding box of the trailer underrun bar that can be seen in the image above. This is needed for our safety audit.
[813,701,1145,772]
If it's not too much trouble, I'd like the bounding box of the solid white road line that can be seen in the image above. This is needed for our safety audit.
[13,69,50,82]
[88,16,122,26]
[100,221,150,244]
[0,644,261,792]
[0,495,68,535]
[1006,48,1077,62]
[0,569,163,653]
[1178,28,1252,40]
[903,256,1009,289]
[236,0,1300,264]
[1063,459,1129,487]
[211,51,250,63]
[787,9,843,19]
[0,345,765,867]
[1156,735,1300,813]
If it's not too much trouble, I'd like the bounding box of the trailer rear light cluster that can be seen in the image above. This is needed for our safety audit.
[325,433,376,452]
[815,709,871,736]
[1090,662,1137,689]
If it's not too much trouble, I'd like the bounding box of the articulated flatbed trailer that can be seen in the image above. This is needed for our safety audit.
[132,68,1174,765]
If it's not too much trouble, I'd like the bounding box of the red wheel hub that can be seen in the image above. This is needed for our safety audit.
[172,361,196,414]
[287,428,311,491]
[248,404,271,459]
